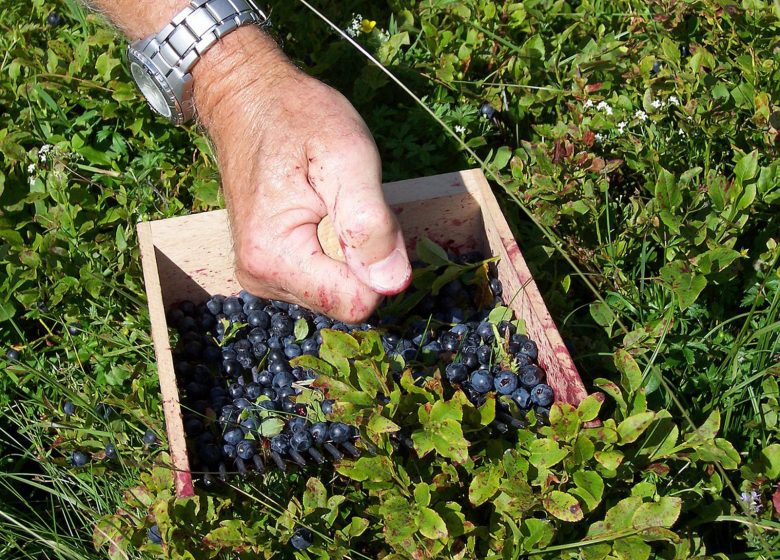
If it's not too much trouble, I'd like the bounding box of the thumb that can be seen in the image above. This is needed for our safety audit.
[309,138,411,295]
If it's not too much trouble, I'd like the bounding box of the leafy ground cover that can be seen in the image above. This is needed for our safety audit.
[1,0,779,558]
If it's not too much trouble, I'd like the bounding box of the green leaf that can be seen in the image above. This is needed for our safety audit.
[760,443,780,479]
[660,261,707,311]
[614,349,642,394]
[336,455,395,482]
[577,393,604,422]
[414,483,431,508]
[415,237,450,267]
[588,496,643,537]
[488,305,513,325]
[613,536,651,560]
[367,413,400,436]
[632,497,682,530]
[594,450,624,471]
[528,438,568,469]
[617,412,656,443]
[294,318,309,341]
[542,491,583,522]
[418,507,448,540]
[730,81,755,109]
[345,516,369,537]
[413,400,470,464]
[303,478,328,512]
[469,464,503,506]
[572,470,604,511]
[734,150,759,184]
[655,168,682,210]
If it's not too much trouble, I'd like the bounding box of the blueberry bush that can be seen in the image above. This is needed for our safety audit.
[1,0,779,558]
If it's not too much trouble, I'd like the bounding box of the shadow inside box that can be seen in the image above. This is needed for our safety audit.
[155,247,211,308]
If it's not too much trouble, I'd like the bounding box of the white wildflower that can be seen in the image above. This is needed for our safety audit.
[346,14,362,37]
[27,163,36,174]
[616,121,627,134]
[678,128,685,136]
[651,99,663,109]
[668,95,680,105]
[596,101,613,115]
[595,132,605,143]
[584,99,594,109]
[39,144,52,162]
[377,29,390,43]
[454,125,466,134]
[634,110,648,122]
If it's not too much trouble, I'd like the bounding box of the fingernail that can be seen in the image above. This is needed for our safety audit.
[368,249,411,295]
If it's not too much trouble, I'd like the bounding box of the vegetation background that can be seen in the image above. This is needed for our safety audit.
[0,0,779,558]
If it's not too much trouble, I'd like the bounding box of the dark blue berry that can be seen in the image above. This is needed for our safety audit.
[478,101,496,119]
[511,387,531,409]
[206,296,224,315]
[290,431,312,452]
[63,401,76,416]
[470,370,493,394]
[6,349,20,361]
[445,362,468,384]
[270,434,290,454]
[105,443,118,460]
[494,370,518,395]
[147,524,162,545]
[222,443,237,459]
[236,439,256,460]
[531,384,554,407]
[71,450,89,466]
[222,297,242,316]
[321,399,333,415]
[518,339,538,361]
[142,430,158,446]
[290,527,313,550]
[223,428,244,445]
[310,422,328,444]
[329,422,350,444]
[519,365,544,388]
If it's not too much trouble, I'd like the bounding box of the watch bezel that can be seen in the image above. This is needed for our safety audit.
[127,45,190,125]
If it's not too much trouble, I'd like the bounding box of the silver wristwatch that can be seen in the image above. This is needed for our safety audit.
[127,0,270,125]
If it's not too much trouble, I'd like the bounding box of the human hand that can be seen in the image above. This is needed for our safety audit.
[194,29,411,323]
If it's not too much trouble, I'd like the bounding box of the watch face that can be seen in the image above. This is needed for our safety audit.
[130,61,172,119]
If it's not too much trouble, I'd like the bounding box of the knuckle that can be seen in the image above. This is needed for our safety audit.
[342,203,395,247]
[236,243,274,282]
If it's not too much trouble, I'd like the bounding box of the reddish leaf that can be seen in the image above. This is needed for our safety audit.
[585,82,603,93]
[582,130,595,147]
[773,483,780,517]
[589,157,606,172]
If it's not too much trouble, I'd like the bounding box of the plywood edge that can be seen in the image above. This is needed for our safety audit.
[462,169,590,408]
[137,222,196,498]
[382,170,469,205]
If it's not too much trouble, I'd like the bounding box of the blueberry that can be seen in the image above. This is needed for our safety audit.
[271,313,294,337]
[6,349,20,361]
[222,297,242,316]
[309,422,329,444]
[321,399,333,415]
[531,384,554,407]
[461,350,479,370]
[142,429,158,446]
[147,524,162,545]
[651,60,661,75]
[494,370,518,395]
[256,370,273,386]
[184,417,203,437]
[288,416,308,433]
[248,328,268,344]
[223,428,244,445]
[511,387,531,409]
[489,277,503,297]
[476,345,493,365]
[518,339,539,361]
[206,295,224,315]
[252,342,269,360]
[245,383,262,400]
[222,359,242,378]
[281,398,297,413]
[284,344,302,359]
[199,443,221,466]
[236,439,256,460]
[439,332,460,352]
[497,320,516,337]
[268,360,291,374]
[535,405,551,424]
[71,450,89,467]
[247,310,270,329]
[240,417,259,434]
[290,431,312,452]
[470,370,493,394]
[272,371,294,389]
[476,322,494,342]
[233,397,253,410]
[290,527,313,551]
[277,386,296,399]
[445,363,468,384]
[301,338,319,355]
[329,422,350,444]
[478,101,497,119]
[222,443,237,459]
[229,312,247,325]
[105,443,118,460]
[228,383,244,399]
[519,365,545,388]
[270,434,290,454]
[67,322,81,336]
[63,401,76,416]
[261,388,277,401]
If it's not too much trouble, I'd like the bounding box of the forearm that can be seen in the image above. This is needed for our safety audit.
[90,0,293,135]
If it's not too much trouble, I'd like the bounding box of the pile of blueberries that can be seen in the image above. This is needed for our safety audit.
[168,257,556,494]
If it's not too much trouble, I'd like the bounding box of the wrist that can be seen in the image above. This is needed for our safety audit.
[192,26,296,138]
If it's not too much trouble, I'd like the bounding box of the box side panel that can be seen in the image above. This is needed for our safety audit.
[149,209,241,305]
[461,169,589,407]
[137,222,195,497]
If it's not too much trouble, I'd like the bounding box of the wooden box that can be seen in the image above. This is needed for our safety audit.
[137,168,588,498]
